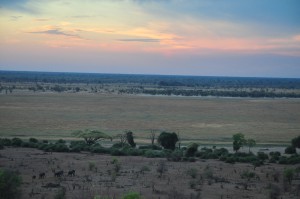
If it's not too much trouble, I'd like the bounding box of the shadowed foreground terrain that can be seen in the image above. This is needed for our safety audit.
[0,147,299,199]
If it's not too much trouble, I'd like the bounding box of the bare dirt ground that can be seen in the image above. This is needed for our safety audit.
[0,147,299,199]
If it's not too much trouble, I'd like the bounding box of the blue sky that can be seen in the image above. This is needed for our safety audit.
[0,0,299,77]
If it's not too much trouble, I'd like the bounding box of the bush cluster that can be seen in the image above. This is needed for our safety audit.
[1,137,299,166]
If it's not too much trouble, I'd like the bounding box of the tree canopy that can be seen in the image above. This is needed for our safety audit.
[232,133,246,153]
[73,129,112,145]
[292,136,300,149]
[157,132,178,150]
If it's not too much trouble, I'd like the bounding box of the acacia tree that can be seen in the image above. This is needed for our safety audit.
[232,133,246,153]
[73,129,112,145]
[246,139,256,153]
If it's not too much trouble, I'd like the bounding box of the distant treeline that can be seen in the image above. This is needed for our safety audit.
[120,88,300,98]
[1,70,300,89]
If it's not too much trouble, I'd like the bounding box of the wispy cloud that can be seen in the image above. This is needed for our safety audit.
[29,29,79,38]
[34,18,50,22]
[10,15,22,21]
[117,38,160,42]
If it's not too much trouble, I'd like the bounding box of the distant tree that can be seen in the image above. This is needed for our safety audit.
[292,136,300,149]
[115,133,127,147]
[177,132,182,149]
[232,133,246,153]
[73,129,112,145]
[149,129,156,146]
[157,132,178,150]
[246,139,256,153]
[125,131,136,148]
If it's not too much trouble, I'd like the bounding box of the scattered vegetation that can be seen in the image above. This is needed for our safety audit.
[0,169,22,199]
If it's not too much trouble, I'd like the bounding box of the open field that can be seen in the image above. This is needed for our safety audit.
[0,93,299,145]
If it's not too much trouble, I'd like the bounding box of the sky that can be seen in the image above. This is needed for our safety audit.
[0,0,300,78]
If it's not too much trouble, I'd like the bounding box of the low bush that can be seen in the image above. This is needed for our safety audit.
[29,138,38,143]
[111,143,131,149]
[70,141,90,152]
[144,150,163,158]
[0,138,12,146]
[122,192,142,199]
[110,148,127,156]
[56,139,66,144]
[11,138,23,146]
[21,142,38,148]
[257,152,269,161]
[285,145,296,154]
[0,169,22,199]
[186,168,198,178]
[139,145,162,150]
[185,143,199,157]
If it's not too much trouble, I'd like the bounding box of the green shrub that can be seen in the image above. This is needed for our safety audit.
[225,157,236,164]
[56,139,66,144]
[43,143,69,152]
[286,154,300,164]
[90,146,109,154]
[29,138,38,143]
[189,180,196,189]
[139,145,162,150]
[185,143,199,157]
[257,152,269,161]
[285,146,296,154]
[168,149,183,161]
[144,150,163,158]
[0,169,22,199]
[0,138,11,146]
[111,143,130,149]
[89,162,97,171]
[122,192,142,199]
[214,148,229,156]
[140,166,150,173]
[54,187,66,199]
[278,156,288,164]
[186,168,198,178]
[284,168,295,185]
[21,142,38,148]
[37,143,49,150]
[188,157,196,162]
[110,148,127,156]
[11,138,23,146]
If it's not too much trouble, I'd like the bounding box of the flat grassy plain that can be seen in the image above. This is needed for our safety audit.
[0,92,299,145]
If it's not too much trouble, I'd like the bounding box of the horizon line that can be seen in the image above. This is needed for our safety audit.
[0,69,299,80]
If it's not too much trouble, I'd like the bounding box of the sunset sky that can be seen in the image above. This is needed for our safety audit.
[0,0,299,77]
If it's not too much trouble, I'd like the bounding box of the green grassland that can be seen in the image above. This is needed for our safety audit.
[0,93,299,145]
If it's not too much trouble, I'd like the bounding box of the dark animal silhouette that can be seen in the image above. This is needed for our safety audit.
[68,170,75,176]
[39,172,45,179]
[54,170,64,177]
[32,175,36,181]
